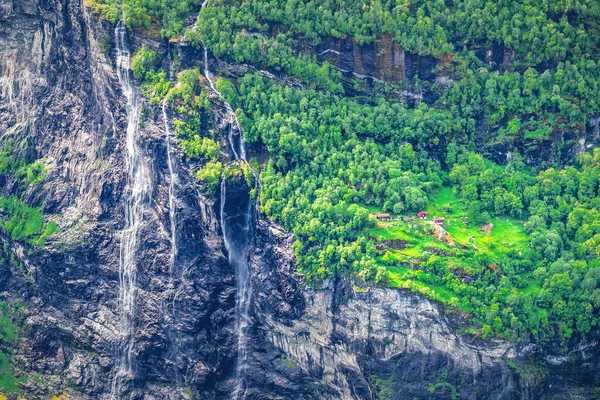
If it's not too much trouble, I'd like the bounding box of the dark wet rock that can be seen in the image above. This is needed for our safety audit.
[315,34,438,86]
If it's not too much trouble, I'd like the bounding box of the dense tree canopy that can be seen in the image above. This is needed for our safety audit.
[91,0,600,349]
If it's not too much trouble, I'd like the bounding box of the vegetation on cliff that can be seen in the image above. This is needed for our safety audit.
[186,1,600,348]
[0,142,57,246]
[222,72,600,348]
[85,0,201,37]
[86,0,600,348]
[193,0,600,154]
[0,300,27,394]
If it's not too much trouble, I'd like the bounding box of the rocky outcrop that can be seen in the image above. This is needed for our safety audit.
[247,222,517,399]
[312,34,437,86]
[302,34,439,104]
[248,221,600,400]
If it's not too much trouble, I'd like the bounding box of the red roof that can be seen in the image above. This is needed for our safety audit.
[417,211,427,217]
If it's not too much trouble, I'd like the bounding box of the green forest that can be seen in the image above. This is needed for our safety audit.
[90,0,600,350]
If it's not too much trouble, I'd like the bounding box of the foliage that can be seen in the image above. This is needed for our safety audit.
[131,45,160,81]
[83,0,120,24]
[179,135,220,160]
[165,69,219,176]
[0,142,46,188]
[190,11,344,92]
[0,352,20,395]
[215,77,241,110]
[0,197,44,242]
[444,149,600,347]
[85,0,600,349]
[0,197,57,246]
[191,0,600,159]
[234,73,443,281]
[226,65,600,348]
[165,69,224,192]
[196,161,223,194]
[0,142,55,247]
[84,0,201,37]
[0,301,26,394]
[194,0,599,61]
[281,358,297,368]
[130,46,172,104]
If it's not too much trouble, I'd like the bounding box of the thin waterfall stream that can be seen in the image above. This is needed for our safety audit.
[162,98,178,271]
[161,55,184,388]
[111,20,153,397]
[220,178,253,400]
[200,37,246,161]
[199,3,254,398]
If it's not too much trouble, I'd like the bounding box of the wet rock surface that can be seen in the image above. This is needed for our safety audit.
[0,0,235,397]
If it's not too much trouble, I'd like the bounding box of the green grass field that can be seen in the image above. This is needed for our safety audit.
[362,186,531,314]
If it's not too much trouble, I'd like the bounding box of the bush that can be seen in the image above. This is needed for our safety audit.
[131,45,159,81]
[196,161,223,194]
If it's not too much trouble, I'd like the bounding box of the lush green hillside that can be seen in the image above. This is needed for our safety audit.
[85,0,202,37]
[101,0,600,349]
[193,0,600,160]
[226,72,600,348]
[0,142,57,247]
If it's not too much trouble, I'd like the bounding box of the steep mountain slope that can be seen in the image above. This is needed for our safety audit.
[0,0,598,399]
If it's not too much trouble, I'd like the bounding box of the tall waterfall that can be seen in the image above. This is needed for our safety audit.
[220,179,253,400]
[199,5,252,398]
[200,3,254,396]
[162,99,178,271]
[111,21,152,397]
[161,56,183,387]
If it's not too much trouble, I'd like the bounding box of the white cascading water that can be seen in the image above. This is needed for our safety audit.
[220,179,253,400]
[199,3,252,398]
[167,43,174,81]
[162,98,178,271]
[200,38,246,161]
[161,56,184,388]
[111,20,153,398]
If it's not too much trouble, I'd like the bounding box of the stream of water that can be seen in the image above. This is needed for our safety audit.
[162,98,178,272]
[219,178,253,400]
[199,3,253,398]
[200,37,246,161]
[111,20,153,398]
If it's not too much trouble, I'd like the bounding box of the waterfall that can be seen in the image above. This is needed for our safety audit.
[202,43,218,94]
[111,20,153,397]
[200,38,246,161]
[162,99,178,271]
[167,42,174,81]
[227,124,241,162]
[200,4,255,396]
[220,178,253,400]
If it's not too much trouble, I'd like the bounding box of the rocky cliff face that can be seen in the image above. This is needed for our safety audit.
[246,222,517,400]
[311,34,437,85]
[0,0,598,399]
[247,222,600,400]
[0,0,236,397]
